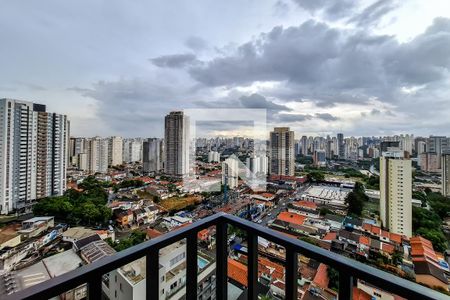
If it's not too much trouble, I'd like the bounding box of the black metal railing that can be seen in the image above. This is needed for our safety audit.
[5,212,443,300]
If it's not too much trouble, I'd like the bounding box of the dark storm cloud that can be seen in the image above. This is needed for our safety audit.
[348,0,398,27]
[195,93,291,112]
[72,78,191,136]
[150,54,199,68]
[275,112,339,123]
[292,0,356,20]
[239,93,292,111]
[276,113,312,123]
[315,113,339,121]
[186,18,450,109]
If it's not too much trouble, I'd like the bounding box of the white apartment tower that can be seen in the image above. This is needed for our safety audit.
[108,136,123,166]
[87,137,108,173]
[222,157,239,189]
[36,111,69,199]
[0,99,68,214]
[164,111,190,176]
[270,127,295,176]
[123,138,143,163]
[380,150,412,237]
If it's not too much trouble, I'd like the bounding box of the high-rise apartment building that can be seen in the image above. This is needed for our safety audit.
[246,155,268,176]
[87,137,108,173]
[0,99,68,214]
[222,157,239,189]
[337,133,344,159]
[270,127,294,176]
[123,138,143,163]
[35,111,69,199]
[442,152,450,197]
[313,150,326,167]
[164,111,190,176]
[300,136,308,156]
[380,150,412,237]
[108,136,123,166]
[143,138,164,174]
[426,136,449,169]
[207,151,220,163]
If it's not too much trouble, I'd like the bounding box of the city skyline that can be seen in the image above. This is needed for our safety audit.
[1,1,450,138]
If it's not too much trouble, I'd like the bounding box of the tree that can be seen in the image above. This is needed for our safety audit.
[327,267,339,291]
[345,192,364,216]
[110,230,147,251]
[412,206,448,252]
[319,207,332,216]
[307,171,325,182]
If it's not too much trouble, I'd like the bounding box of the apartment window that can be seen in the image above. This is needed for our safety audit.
[115,291,117,298]
[119,283,122,292]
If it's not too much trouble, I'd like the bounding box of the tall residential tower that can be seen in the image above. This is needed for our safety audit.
[164,111,190,176]
[270,127,295,176]
[380,150,412,237]
[0,99,69,214]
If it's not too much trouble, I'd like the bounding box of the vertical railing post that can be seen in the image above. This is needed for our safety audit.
[216,221,228,300]
[146,247,160,300]
[285,247,298,300]
[339,271,353,300]
[87,274,102,300]
[247,231,258,300]
[186,232,198,300]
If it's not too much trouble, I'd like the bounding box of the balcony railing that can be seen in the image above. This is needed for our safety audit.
[5,212,443,300]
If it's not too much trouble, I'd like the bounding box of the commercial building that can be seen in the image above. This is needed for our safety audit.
[0,99,69,214]
[379,150,412,237]
[143,138,164,174]
[270,127,294,176]
[164,111,190,176]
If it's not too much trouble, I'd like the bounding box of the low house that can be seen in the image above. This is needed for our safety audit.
[414,260,449,292]
[18,217,54,239]
[162,216,192,229]
[114,209,134,227]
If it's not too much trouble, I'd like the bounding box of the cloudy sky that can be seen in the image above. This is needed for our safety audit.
[1,0,450,138]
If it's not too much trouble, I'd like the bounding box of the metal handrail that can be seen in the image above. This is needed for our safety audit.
[4,212,444,300]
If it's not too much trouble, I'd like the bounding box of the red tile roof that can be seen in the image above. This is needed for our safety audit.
[277,212,306,226]
[381,242,395,254]
[359,235,370,246]
[228,258,247,287]
[410,236,438,262]
[322,232,337,241]
[389,232,402,244]
[313,263,329,289]
[294,201,317,209]
[258,257,284,280]
[146,228,163,239]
